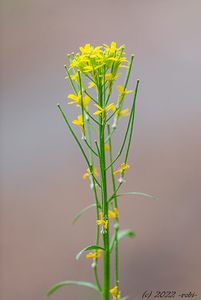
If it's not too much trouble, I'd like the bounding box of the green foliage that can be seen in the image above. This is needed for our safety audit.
[47,280,99,296]
[72,203,96,224]
[110,229,136,252]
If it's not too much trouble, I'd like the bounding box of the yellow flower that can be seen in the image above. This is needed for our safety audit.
[107,57,127,63]
[83,168,99,180]
[119,108,129,117]
[108,208,119,219]
[117,85,133,95]
[72,115,84,129]
[96,212,108,230]
[113,163,130,175]
[105,73,120,92]
[88,81,96,89]
[83,65,94,73]
[79,43,93,55]
[86,249,102,259]
[105,73,119,81]
[93,103,116,116]
[80,43,102,57]
[104,143,110,152]
[71,72,79,81]
[68,92,90,108]
[70,55,89,70]
[110,286,119,297]
[108,41,117,54]
[103,41,124,54]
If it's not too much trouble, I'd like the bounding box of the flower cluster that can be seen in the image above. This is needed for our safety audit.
[70,42,128,80]
[66,42,133,133]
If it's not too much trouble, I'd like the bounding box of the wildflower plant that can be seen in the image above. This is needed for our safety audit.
[48,42,154,300]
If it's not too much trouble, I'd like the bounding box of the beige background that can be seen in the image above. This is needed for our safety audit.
[1,1,201,299]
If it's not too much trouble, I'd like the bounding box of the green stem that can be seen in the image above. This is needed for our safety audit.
[98,86,110,300]
[124,79,139,163]
[85,109,101,126]
[108,125,119,288]
[84,137,98,157]
[106,79,139,171]
[84,90,99,105]
[105,102,134,170]
[57,104,100,189]
[108,79,140,203]
[78,72,86,135]
[86,118,102,292]
[64,65,77,94]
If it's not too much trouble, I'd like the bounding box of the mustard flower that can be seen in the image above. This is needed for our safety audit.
[86,249,102,268]
[93,103,116,122]
[119,108,129,117]
[104,143,110,152]
[83,168,99,180]
[110,286,121,300]
[117,85,133,96]
[113,163,130,175]
[68,92,90,108]
[96,212,108,234]
[108,208,119,219]
[86,249,102,259]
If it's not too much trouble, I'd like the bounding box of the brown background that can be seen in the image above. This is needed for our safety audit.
[1,1,201,299]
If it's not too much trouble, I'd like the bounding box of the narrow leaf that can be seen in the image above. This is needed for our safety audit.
[118,229,136,240]
[109,191,158,203]
[110,229,136,252]
[72,203,96,224]
[76,245,105,260]
[118,192,158,200]
[47,280,99,296]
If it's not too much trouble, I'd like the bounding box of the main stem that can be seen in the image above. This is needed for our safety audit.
[99,87,110,300]
[108,125,119,288]
[100,124,110,300]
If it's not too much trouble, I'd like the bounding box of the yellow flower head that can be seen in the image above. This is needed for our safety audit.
[68,92,90,108]
[72,115,84,130]
[110,286,119,297]
[80,43,102,57]
[105,73,120,92]
[79,43,93,55]
[83,168,99,180]
[108,208,119,219]
[119,108,129,117]
[96,212,108,230]
[103,41,124,54]
[117,85,133,96]
[71,72,79,82]
[105,73,119,82]
[88,81,96,89]
[113,163,130,175]
[93,103,116,116]
[104,143,110,152]
[86,249,102,259]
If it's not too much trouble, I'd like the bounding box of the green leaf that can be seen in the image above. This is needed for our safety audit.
[47,280,99,296]
[76,245,105,260]
[72,203,96,224]
[118,191,158,199]
[109,191,158,203]
[110,229,136,252]
[118,229,136,239]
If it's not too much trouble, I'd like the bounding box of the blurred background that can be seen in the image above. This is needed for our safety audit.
[1,0,201,299]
